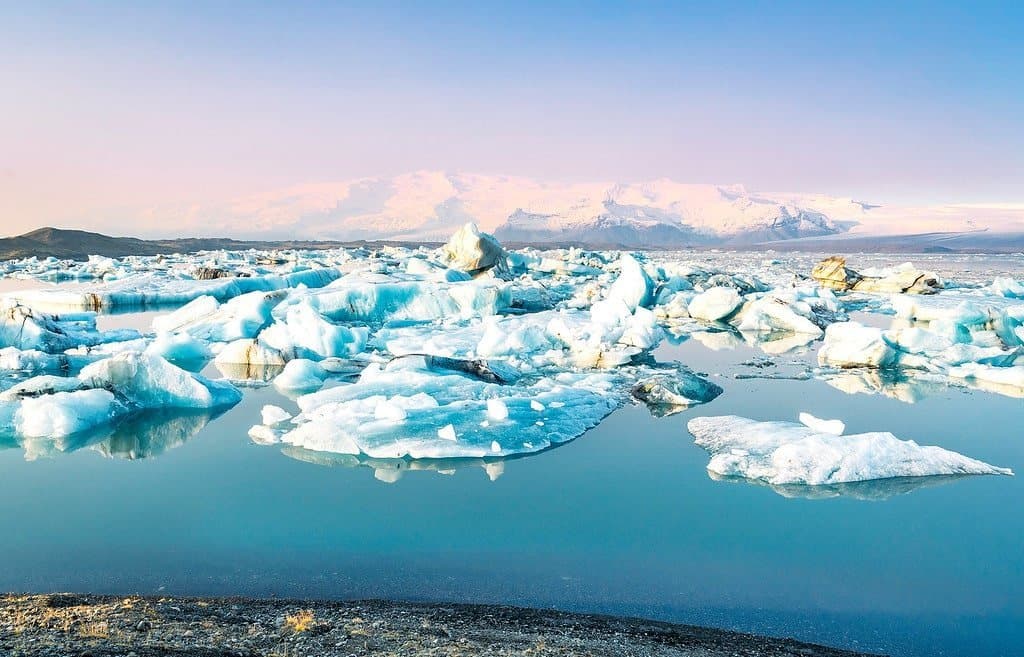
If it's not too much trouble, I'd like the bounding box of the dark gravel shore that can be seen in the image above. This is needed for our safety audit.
[0,594,881,657]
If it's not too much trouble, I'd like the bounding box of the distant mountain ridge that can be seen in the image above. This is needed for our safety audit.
[2,226,1023,262]
[134,171,1024,248]
[0,227,382,262]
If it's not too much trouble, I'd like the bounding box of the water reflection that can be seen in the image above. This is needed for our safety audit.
[279,444,557,483]
[13,408,221,461]
[824,369,948,404]
[708,472,976,501]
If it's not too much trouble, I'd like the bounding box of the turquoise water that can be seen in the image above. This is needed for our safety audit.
[1,297,1022,656]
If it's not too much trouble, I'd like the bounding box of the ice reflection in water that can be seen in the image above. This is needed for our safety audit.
[12,408,221,461]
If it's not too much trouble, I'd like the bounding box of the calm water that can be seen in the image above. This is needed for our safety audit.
[1,279,1022,657]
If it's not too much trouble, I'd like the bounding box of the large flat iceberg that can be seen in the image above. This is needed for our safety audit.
[686,415,1012,485]
[250,359,620,459]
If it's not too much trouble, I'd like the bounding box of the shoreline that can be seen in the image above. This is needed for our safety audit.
[0,593,881,656]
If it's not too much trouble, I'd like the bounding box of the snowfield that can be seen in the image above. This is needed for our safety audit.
[0,223,1020,491]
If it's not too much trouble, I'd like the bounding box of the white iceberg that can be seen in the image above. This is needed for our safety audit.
[687,415,1012,485]
[798,412,845,435]
[818,322,896,368]
[250,361,620,460]
[1,352,240,439]
[273,358,327,392]
[258,300,368,360]
[688,287,742,322]
[277,272,511,324]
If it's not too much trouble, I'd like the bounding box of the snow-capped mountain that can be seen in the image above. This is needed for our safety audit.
[137,171,1024,246]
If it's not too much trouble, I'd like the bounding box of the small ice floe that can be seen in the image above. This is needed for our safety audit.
[686,415,1012,486]
[797,412,845,435]
[1,301,139,353]
[811,256,941,294]
[687,287,742,322]
[631,370,723,417]
[261,405,293,427]
[818,322,895,368]
[0,352,241,440]
[273,359,327,392]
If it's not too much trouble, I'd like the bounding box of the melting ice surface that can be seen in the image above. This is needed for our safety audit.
[1,240,1023,657]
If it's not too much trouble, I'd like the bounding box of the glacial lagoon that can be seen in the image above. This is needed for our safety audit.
[0,250,1022,657]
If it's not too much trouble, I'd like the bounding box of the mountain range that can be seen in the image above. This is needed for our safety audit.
[5,172,1024,254]
[145,171,1023,248]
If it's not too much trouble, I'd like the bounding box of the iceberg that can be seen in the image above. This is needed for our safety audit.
[0,353,240,440]
[276,272,511,324]
[273,358,327,392]
[258,300,368,360]
[798,412,845,435]
[150,290,285,343]
[818,322,896,368]
[3,268,339,311]
[631,371,723,416]
[688,287,742,322]
[605,254,655,312]
[440,222,509,276]
[811,256,941,294]
[0,302,139,353]
[250,361,621,459]
[687,415,1012,485]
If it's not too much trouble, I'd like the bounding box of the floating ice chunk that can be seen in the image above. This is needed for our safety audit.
[145,332,212,364]
[606,254,655,312]
[214,338,287,368]
[152,290,285,343]
[891,296,991,326]
[811,257,941,294]
[0,353,238,440]
[273,359,327,392]
[437,424,457,441]
[0,302,138,353]
[15,389,122,438]
[948,363,1024,397]
[530,400,545,411]
[440,222,509,276]
[654,291,694,319]
[631,371,723,416]
[687,415,1012,485]
[80,352,241,409]
[259,300,368,359]
[688,287,742,322]
[990,277,1024,299]
[798,413,845,435]
[4,268,339,311]
[284,272,511,324]
[818,322,896,368]
[151,295,220,333]
[0,347,78,373]
[258,365,620,459]
[487,398,509,420]
[734,294,825,336]
[261,405,293,427]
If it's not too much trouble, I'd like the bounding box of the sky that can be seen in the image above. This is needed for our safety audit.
[1,1,1022,237]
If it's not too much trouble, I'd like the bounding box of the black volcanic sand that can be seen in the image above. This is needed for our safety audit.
[0,594,881,657]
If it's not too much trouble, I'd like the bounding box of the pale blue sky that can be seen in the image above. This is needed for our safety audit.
[1,1,1021,233]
